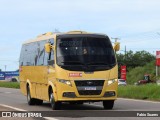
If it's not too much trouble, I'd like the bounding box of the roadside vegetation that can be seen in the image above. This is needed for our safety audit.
[118,84,160,101]
[126,60,156,84]
[117,51,160,101]
[117,50,156,84]
[117,50,155,70]
[0,82,20,89]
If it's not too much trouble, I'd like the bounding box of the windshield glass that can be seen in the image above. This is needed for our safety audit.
[56,35,116,71]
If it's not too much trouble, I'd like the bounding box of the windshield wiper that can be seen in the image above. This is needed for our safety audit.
[60,61,85,65]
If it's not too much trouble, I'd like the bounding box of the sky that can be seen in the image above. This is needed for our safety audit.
[0,0,160,71]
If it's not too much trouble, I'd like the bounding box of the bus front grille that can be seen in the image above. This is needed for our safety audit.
[75,80,104,86]
[74,80,104,95]
[78,90,102,95]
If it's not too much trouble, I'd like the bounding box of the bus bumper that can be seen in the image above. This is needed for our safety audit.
[55,81,117,102]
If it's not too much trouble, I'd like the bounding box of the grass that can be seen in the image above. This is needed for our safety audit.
[118,84,160,101]
[0,81,20,89]
[126,61,156,85]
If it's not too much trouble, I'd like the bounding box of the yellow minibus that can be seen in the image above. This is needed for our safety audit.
[19,31,120,110]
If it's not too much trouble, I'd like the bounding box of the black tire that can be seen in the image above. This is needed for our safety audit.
[77,101,83,105]
[50,90,61,110]
[35,99,43,105]
[69,102,76,105]
[103,100,114,110]
[27,86,36,105]
[69,101,83,105]
[11,78,17,82]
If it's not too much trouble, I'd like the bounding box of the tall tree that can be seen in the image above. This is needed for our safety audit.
[117,50,155,70]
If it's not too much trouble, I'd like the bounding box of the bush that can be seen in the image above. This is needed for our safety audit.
[126,61,156,84]
[0,82,20,89]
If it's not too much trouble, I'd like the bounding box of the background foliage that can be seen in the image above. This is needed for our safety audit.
[117,50,156,84]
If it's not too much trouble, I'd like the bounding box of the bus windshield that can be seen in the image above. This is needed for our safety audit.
[56,35,116,71]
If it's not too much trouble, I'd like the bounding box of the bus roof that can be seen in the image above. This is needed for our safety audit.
[23,31,107,45]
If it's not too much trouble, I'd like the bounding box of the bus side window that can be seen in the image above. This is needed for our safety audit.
[19,45,25,66]
[48,49,54,65]
[43,51,49,66]
[47,38,54,65]
[43,39,54,66]
[24,44,31,66]
[37,41,46,66]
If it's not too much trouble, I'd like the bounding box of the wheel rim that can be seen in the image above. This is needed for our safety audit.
[27,89,30,102]
[50,93,54,108]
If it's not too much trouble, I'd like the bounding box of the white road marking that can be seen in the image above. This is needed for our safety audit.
[4,92,11,94]
[118,98,160,104]
[0,104,27,111]
[44,117,59,120]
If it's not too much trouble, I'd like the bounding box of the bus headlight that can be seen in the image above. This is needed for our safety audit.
[58,79,72,86]
[108,79,117,85]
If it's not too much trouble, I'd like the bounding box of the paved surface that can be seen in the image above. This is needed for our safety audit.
[0,87,160,120]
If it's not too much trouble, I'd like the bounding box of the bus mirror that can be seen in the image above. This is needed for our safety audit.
[114,42,120,51]
[45,43,51,53]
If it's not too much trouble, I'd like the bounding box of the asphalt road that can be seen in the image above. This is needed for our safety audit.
[0,87,160,120]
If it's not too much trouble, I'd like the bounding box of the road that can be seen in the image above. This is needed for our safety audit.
[0,87,160,120]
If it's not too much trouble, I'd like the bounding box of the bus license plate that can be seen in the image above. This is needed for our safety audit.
[84,87,96,90]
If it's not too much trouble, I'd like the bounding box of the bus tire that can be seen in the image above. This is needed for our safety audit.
[49,90,61,110]
[35,99,43,105]
[103,100,114,110]
[27,86,36,105]
[69,102,76,105]
[69,101,83,105]
[77,101,83,105]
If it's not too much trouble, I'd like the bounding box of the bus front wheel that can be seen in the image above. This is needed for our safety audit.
[27,86,35,105]
[103,100,114,110]
[49,91,61,110]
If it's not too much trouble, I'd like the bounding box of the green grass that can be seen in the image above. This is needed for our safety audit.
[118,84,160,101]
[0,82,20,89]
[127,61,156,85]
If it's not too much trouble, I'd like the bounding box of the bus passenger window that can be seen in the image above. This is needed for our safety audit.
[48,50,54,65]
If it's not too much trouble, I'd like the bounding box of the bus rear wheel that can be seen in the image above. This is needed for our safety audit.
[35,99,43,105]
[27,86,36,105]
[103,100,114,110]
[69,101,83,105]
[50,91,61,110]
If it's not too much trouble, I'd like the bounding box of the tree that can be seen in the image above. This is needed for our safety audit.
[117,50,155,70]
